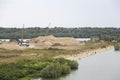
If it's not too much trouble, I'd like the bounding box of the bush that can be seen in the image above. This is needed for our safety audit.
[40,59,78,78]
[101,45,106,48]
[61,63,71,75]
[40,62,62,78]
[0,58,79,79]
[114,44,120,51]
[69,61,78,69]
[24,62,50,70]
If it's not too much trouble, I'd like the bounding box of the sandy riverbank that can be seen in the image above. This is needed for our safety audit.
[55,46,114,61]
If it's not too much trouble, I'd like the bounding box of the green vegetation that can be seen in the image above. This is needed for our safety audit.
[0,58,78,80]
[114,43,120,51]
[101,45,106,48]
[0,27,118,80]
[0,27,119,41]
[40,63,62,78]
[0,41,111,79]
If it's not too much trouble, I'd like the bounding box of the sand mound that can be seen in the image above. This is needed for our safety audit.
[29,35,81,49]
[0,35,82,50]
[30,35,56,44]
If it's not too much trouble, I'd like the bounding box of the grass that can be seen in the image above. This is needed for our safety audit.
[0,41,110,64]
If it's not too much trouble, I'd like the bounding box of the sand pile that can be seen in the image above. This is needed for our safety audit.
[29,35,81,49]
[30,35,56,45]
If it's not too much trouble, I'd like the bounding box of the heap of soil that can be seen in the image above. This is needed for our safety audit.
[29,35,81,49]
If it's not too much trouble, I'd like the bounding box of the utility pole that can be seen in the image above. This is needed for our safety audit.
[21,24,24,42]
[45,22,51,36]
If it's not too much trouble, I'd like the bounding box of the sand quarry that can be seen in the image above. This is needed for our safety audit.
[0,35,83,50]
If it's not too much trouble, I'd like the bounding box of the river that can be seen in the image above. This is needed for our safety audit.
[35,49,120,80]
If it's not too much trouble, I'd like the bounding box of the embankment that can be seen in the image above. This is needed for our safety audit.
[55,46,114,60]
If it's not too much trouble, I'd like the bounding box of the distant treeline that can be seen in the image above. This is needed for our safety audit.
[0,27,120,41]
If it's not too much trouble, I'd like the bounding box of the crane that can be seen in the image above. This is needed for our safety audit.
[45,22,51,36]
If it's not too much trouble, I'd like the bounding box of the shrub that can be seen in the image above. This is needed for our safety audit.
[101,45,106,48]
[40,62,62,78]
[114,44,120,51]
[0,58,79,79]
[40,59,78,78]
[61,63,71,75]
[69,61,78,69]
[53,58,70,64]
[24,62,50,70]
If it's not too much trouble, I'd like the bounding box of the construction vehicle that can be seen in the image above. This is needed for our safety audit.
[18,24,29,47]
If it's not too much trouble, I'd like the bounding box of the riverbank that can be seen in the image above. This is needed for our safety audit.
[55,46,114,61]
[0,42,112,80]
[0,41,110,64]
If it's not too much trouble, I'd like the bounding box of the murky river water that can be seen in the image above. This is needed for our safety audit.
[36,49,120,80]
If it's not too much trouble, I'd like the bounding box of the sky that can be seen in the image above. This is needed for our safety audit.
[0,0,120,28]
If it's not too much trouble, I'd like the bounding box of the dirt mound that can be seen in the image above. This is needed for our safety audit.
[0,35,83,50]
[30,35,56,44]
[29,35,82,49]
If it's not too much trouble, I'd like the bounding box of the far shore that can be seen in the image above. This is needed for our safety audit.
[54,46,114,61]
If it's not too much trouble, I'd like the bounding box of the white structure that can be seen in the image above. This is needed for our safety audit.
[0,39,10,42]
[0,39,30,42]
[19,39,30,42]
[75,38,91,42]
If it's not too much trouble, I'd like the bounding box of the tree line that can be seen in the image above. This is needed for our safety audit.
[0,27,119,41]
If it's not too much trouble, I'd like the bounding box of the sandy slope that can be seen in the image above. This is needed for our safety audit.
[54,46,114,61]
[29,35,83,49]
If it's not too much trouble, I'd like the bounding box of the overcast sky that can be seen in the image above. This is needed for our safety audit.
[0,0,120,28]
